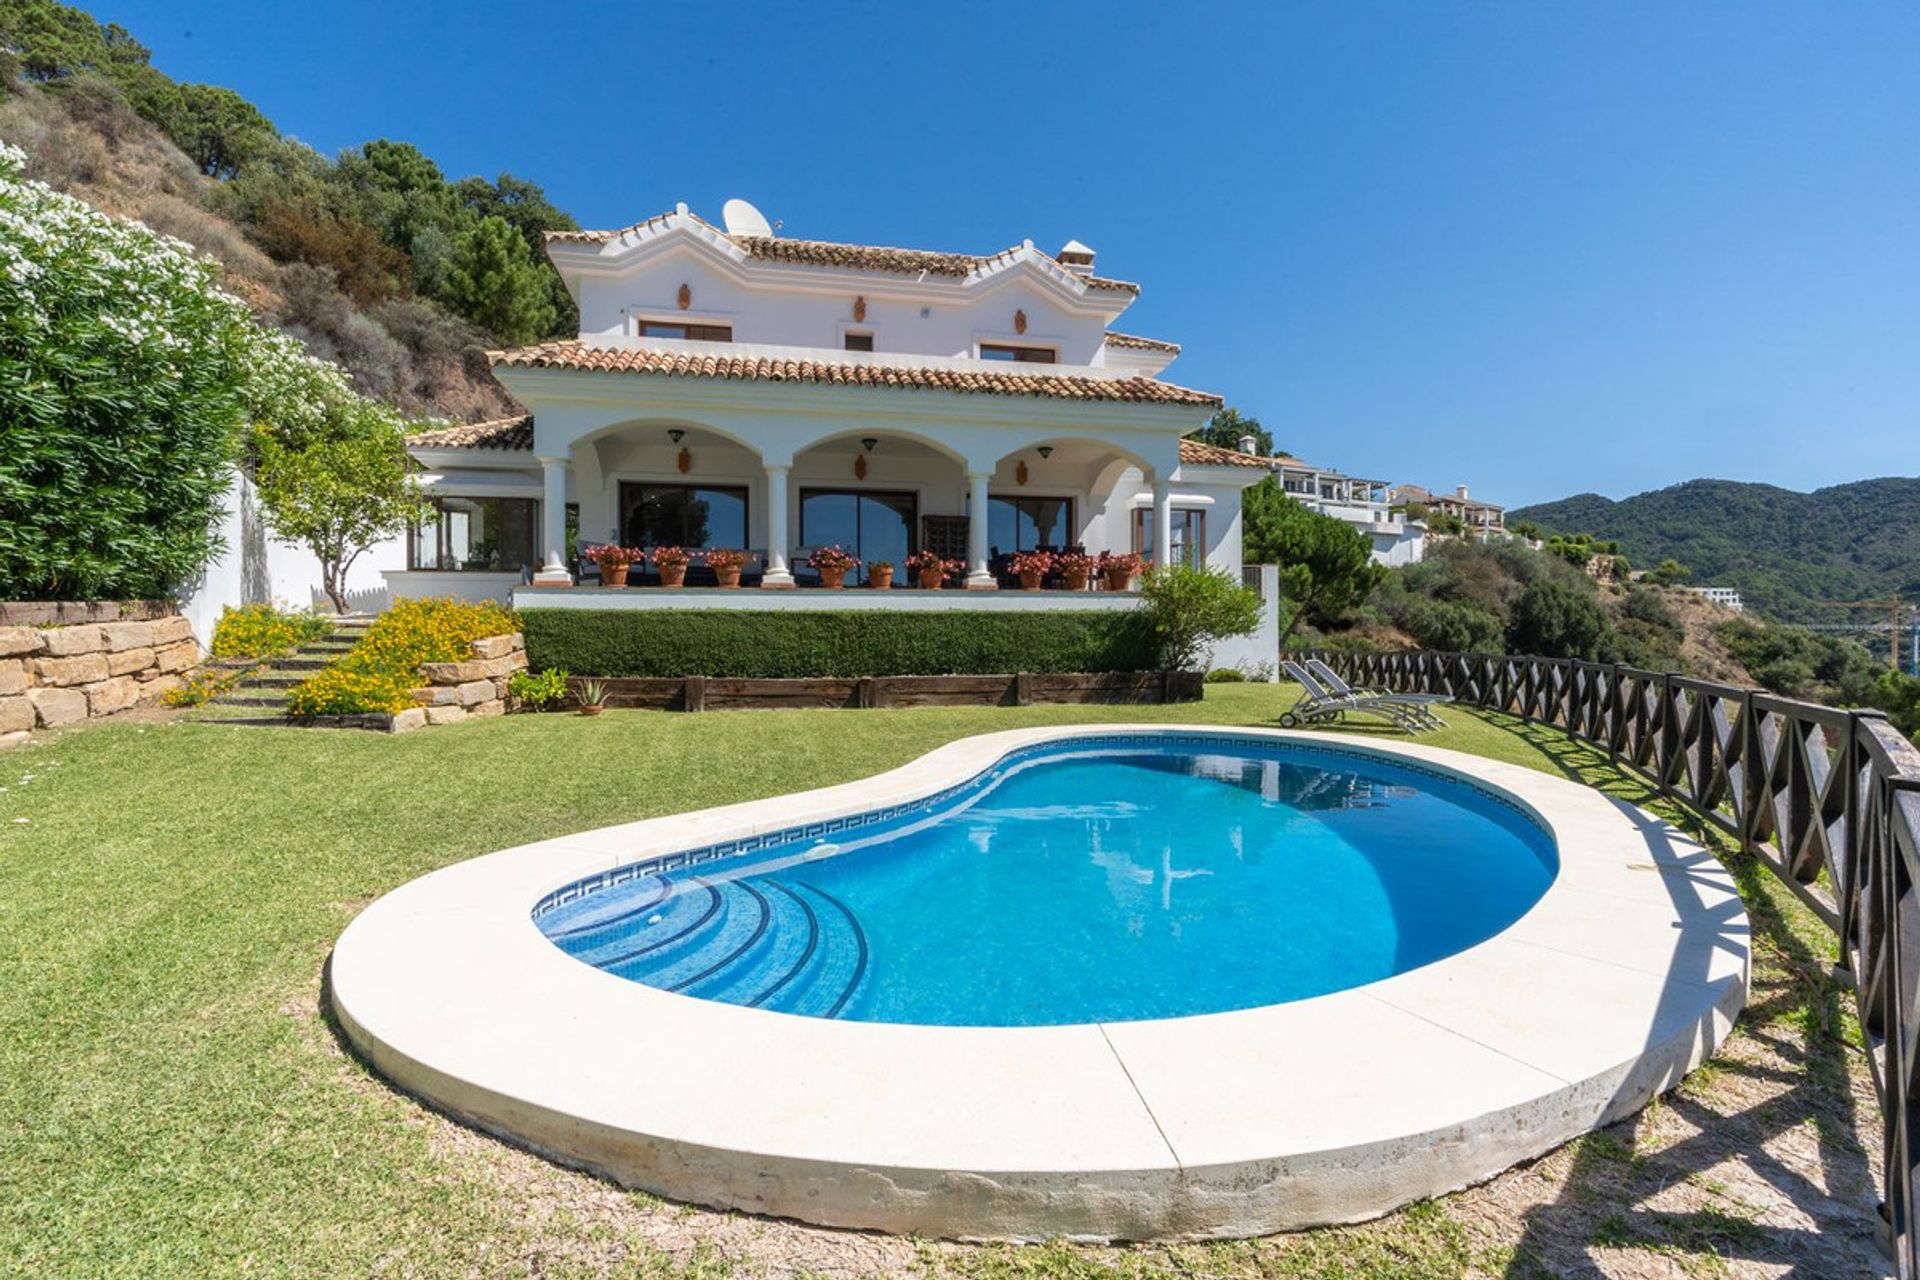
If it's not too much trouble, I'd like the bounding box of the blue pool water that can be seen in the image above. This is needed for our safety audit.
[534,735,1558,1027]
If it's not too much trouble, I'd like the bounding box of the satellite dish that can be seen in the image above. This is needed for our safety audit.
[722,198,773,237]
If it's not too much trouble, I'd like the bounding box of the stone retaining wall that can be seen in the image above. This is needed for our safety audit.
[0,616,200,745]
[391,632,527,732]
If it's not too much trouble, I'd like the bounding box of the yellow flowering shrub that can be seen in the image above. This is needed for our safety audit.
[286,668,418,716]
[209,604,334,660]
[287,598,519,717]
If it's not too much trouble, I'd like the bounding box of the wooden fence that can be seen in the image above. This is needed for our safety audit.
[1303,647,1920,1274]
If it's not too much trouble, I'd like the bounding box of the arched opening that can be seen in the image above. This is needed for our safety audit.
[786,430,963,585]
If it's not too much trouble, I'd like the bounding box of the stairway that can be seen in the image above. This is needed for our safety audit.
[186,617,374,723]
[543,871,870,1019]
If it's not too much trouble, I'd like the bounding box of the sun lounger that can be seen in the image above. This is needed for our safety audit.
[1305,659,1451,730]
[1278,661,1435,733]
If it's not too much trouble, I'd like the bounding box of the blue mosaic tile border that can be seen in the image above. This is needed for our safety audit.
[530,731,1554,921]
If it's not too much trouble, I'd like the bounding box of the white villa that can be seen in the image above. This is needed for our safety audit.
[192,201,1283,670]
[1273,456,1425,567]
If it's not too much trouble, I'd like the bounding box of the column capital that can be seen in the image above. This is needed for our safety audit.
[763,462,791,475]
[535,454,571,467]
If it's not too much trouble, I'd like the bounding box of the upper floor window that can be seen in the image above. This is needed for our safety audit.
[639,320,733,342]
[979,343,1057,364]
[843,332,874,352]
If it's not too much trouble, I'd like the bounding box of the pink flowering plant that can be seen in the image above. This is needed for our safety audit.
[701,548,747,570]
[650,545,692,571]
[1008,549,1055,576]
[1054,551,1096,576]
[1097,551,1144,577]
[582,543,643,568]
[807,545,860,573]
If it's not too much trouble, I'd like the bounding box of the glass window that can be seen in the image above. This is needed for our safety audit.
[1133,508,1207,568]
[639,321,733,341]
[987,495,1073,555]
[979,343,1056,363]
[843,332,874,352]
[620,482,748,550]
[800,489,916,584]
[410,497,539,572]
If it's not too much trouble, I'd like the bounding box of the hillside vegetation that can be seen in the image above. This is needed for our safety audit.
[0,0,577,421]
[1512,477,1920,621]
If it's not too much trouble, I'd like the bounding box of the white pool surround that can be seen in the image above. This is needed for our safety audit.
[329,725,1749,1241]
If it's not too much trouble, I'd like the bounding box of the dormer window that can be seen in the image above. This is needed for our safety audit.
[980,343,1056,364]
[639,320,733,342]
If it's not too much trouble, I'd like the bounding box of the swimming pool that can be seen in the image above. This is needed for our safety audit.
[332,725,1747,1240]
[534,736,1559,1025]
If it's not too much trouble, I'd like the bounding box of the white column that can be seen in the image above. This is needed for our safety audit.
[761,464,794,588]
[533,455,573,585]
[1152,476,1173,569]
[965,471,996,589]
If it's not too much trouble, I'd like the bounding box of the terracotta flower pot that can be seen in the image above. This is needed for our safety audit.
[601,563,629,588]
[715,565,742,589]
[579,705,604,717]
[869,565,894,590]
[917,566,944,590]
[1104,568,1135,591]
[820,567,847,589]
[659,564,687,588]
[1019,570,1043,591]
[1064,569,1090,591]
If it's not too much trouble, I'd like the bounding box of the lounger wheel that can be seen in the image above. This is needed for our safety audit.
[1279,712,1300,729]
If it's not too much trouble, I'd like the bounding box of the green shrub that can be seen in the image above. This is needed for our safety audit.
[1204,668,1247,683]
[506,667,569,711]
[286,667,416,716]
[519,609,1158,679]
[1138,564,1265,672]
[208,603,332,660]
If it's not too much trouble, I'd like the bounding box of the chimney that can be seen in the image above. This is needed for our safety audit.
[1455,484,1469,500]
[1238,434,1258,455]
[1056,239,1096,277]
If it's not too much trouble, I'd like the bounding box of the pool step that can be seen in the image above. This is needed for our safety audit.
[547,872,869,1019]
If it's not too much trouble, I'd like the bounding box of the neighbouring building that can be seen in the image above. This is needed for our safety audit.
[1686,586,1745,612]
[1272,455,1426,567]
[1389,483,1506,535]
[190,201,1283,673]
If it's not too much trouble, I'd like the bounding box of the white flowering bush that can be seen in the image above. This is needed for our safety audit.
[0,137,412,599]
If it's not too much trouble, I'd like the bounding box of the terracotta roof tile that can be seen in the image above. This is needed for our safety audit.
[491,342,1221,407]
[1105,330,1181,354]
[547,214,1140,294]
[406,415,533,451]
[1179,439,1279,469]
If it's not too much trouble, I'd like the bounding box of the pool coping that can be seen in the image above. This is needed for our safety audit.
[329,725,1750,1241]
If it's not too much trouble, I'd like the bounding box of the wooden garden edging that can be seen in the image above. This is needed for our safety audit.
[572,670,1203,712]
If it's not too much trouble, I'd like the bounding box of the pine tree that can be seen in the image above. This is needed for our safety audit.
[442,215,555,345]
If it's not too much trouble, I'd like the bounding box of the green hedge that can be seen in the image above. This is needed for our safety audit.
[521,608,1160,678]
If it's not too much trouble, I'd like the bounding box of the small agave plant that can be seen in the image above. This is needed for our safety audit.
[576,679,610,716]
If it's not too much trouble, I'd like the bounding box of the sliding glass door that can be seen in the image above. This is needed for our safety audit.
[799,489,915,584]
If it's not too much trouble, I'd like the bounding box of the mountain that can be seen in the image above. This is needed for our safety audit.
[1512,478,1920,620]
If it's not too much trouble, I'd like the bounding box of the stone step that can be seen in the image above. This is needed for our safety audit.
[210,694,291,708]
[249,675,307,688]
[273,658,333,671]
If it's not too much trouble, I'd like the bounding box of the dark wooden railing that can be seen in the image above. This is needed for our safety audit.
[1302,647,1920,1273]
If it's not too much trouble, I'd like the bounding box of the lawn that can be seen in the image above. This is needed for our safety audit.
[0,687,1889,1278]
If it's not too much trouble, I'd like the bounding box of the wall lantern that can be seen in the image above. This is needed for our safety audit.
[1037,446,1053,459]
[1013,309,1028,335]
[676,283,692,310]
[668,429,685,443]
[861,437,878,452]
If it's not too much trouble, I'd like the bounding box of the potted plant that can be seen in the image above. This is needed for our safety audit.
[703,547,747,588]
[1010,549,1053,591]
[1054,551,1096,591]
[576,679,609,716]
[1098,551,1144,591]
[808,545,859,589]
[651,545,692,588]
[906,548,954,590]
[583,544,642,588]
[868,560,895,590]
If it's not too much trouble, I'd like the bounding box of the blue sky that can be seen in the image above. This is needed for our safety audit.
[88,1,1918,507]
